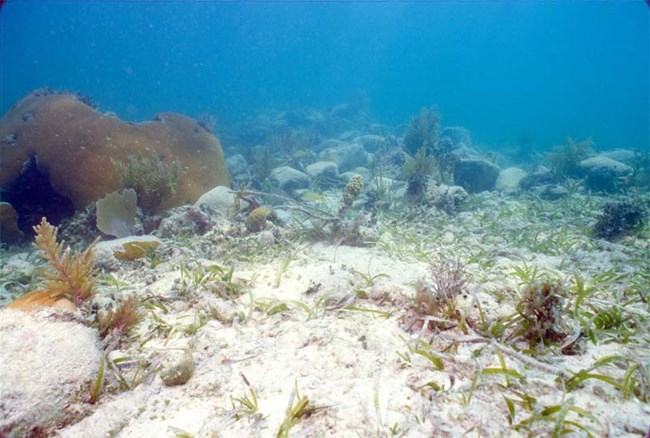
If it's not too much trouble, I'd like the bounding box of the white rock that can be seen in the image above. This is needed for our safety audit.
[0,309,101,436]
[579,156,630,174]
[495,167,527,193]
[195,185,236,212]
[599,149,636,163]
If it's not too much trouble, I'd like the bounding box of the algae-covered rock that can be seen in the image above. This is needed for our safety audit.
[95,235,162,263]
[158,205,215,237]
[579,155,630,192]
[352,134,391,153]
[225,154,250,180]
[0,202,23,243]
[113,240,161,261]
[245,207,277,232]
[453,159,500,193]
[160,351,195,387]
[519,165,555,190]
[340,174,364,214]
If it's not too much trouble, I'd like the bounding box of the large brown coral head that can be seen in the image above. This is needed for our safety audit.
[0,89,230,217]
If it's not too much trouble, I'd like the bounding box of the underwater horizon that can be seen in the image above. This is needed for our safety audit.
[1,0,648,153]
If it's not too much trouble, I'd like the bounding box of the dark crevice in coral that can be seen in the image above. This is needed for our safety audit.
[0,155,75,236]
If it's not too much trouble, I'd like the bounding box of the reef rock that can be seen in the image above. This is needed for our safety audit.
[319,143,369,173]
[157,205,217,239]
[0,308,101,436]
[0,89,230,222]
[0,202,23,243]
[306,161,340,187]
[539,184,569,200]
[352,134,392,153]
[270,166,310,192]
[440,126,472,148]
[599,149,637,163]
[423,183,468,214]
[580,156,629,174]
[453,159,500,193]
[225,154,250,182]
[519,166,556,191]
[579,155,630,192]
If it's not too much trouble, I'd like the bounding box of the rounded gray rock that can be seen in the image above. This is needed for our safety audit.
[270,166,310,192]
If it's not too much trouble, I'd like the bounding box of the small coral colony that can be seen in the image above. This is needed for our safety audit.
[0,87,648,436]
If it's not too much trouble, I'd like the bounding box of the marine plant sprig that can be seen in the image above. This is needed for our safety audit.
[513,398,598,436]
[35,217,98,304]
[9,217,99,310]
[545,137,593,180]
[350,268,390,288]
[403,106,441,154]
[276,382,325,438]
[563,354,649,402]
[230,373,265,422]
[113,152,182,213]
[376,219,432,262]
[396,338,446,372]
[254,297,316,319]
[415,257,471,330]
[178,259,241,298]
[98,295,143,339]
[271,128,317,171]
[513,278,570,352]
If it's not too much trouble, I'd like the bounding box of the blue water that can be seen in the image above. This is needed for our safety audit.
[1,1,648,153]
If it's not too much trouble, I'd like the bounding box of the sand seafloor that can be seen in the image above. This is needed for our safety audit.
[1,188,649,437]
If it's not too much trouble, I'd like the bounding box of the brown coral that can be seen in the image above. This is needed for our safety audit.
[339,175,364,216]
[0,89,230,216]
